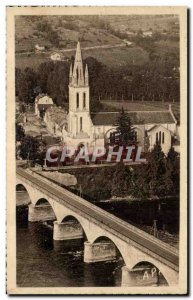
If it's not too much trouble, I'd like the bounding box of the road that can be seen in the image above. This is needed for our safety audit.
[16,43,126,56]
[17,168,179,269]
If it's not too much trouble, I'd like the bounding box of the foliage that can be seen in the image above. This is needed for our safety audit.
[131,164,150,199]
[111,162,132,197]
[114,108,136,146]
[165,147,180,195]
[16,67,38,103]
[16,124,25,142]
[15,47,180,105]
[59,145,179,202]
[36,20,60,46]
[19,135,41,162]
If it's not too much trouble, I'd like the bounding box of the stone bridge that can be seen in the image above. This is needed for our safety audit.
[16,168,179,287]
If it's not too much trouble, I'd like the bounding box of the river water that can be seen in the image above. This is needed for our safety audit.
[16,192,177,287]
[16,207,123,287]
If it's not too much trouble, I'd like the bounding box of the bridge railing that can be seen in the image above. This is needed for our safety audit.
[17,168,179,256]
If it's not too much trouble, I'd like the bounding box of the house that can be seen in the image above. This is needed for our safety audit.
[50,52,62,61]
[143,30,153,37]
[44,106,68,139]
[35,44,45,52]
[35,94,54,118]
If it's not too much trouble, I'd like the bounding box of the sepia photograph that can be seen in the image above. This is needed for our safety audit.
[6,6,187,295]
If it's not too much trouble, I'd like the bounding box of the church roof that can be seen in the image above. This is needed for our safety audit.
[91,111,175,126]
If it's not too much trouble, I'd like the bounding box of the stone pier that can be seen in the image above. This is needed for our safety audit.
[84,241,117,263]
[121,266,159,287]
[28,203,55,222]
[53,221,84,240]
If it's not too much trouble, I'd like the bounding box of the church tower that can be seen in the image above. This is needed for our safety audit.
[68,42,91,140]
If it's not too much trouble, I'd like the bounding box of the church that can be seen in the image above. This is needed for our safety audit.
[44,42,179,154]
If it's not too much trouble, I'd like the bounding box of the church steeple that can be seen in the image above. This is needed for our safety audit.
[70,42,89,87]
[85,64,89,86]
[68,41,90,135]
[69,63,73,82]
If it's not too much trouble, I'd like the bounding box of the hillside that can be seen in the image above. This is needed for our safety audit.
[15,15,179,70]
[15,16,122,53]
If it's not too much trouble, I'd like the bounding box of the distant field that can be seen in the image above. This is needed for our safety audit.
[15,53,50,70]
[15,45,149,70]
[106,15,179,33]
[15,15,122,53]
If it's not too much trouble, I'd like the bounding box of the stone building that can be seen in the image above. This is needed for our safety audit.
[35,94,54,118]
[44,106,68,139]
[61,42,179,154]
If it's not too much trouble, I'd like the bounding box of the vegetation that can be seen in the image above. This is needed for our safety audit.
[16,123,25,142]
[114,108,136,146]
[16,129,45,166]
[36,20,60,47]
[19,135,41,162]
[15,48,180,108]
[58,145,179,202]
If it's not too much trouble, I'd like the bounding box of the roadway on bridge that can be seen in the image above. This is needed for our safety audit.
[17,168,179,269]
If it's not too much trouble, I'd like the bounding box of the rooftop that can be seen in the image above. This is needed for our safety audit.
[91,111,175,126]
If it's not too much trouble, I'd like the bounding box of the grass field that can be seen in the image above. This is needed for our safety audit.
[15,45,149,70]
[106,15,179,33]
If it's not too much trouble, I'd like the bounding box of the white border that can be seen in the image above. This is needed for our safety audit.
[1,1,191,299]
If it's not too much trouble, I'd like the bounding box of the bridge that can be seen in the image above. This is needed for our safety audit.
[16,168,179,287]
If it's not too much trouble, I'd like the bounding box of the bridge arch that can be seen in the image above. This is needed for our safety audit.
[131,260,169,286]
[16,183,32,205]
[93,236,125,261]
[61,215,89,241]
[91,234,128,266]
[33,197,57,220]
[129,257,178,286]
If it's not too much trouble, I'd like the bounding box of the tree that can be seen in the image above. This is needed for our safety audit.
[16,123,25,142]
[146,144,167,197]
[165,147,180,195]
[131,164,150,199]
[114,108,136,146]
[17,68,38,103]
[111,162,132,197]
[19,135,41,163]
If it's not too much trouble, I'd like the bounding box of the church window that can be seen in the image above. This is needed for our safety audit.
[83,92,86,108]
[76,68,79,84]
[134,131,137,141]
[76,93,79,108]
[156,132,158,144]
[159,131,161,144]
[162,132,165,144]
[80,117,83,131]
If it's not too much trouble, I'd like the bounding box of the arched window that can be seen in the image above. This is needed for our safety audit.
[134,131,137,142]
[83,92,86,108]
[159,131,161,144]
[156,132,158,144]
[76,93,79,108]
[76,68,79,84]
[80,117,83,131]
[162,132,165,144]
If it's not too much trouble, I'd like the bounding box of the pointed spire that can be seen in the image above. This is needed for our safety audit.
[71,42,84,86]
[74,41,82,65]
[70,41,89,87]
[69,63,72,83]
[85,64,89,86]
